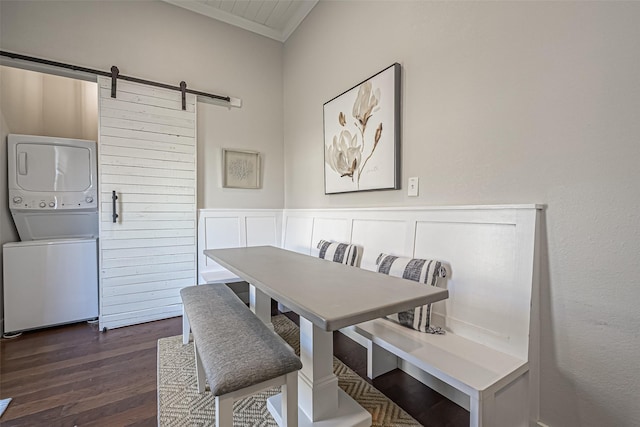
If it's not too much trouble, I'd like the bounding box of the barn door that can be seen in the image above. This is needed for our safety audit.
[97,76,197,330]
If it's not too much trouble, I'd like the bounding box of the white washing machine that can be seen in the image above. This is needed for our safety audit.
[3,134,99,333]
[3,239,98,333]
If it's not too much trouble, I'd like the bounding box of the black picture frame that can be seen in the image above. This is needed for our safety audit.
[323,63,401,194]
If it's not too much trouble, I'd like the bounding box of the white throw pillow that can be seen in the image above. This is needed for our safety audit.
[317,240,362,267]
[376,253,443,333]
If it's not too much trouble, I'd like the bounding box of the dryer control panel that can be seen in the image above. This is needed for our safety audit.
[9,191,97,210]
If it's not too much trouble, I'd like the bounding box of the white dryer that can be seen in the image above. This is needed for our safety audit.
[3,134,99,333]
[8,134,98,240]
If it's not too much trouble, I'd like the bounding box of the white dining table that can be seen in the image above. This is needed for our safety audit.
[204,245,449,427]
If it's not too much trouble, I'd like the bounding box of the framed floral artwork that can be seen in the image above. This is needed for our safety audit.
[222,149,260,189]
[323,63,401,194]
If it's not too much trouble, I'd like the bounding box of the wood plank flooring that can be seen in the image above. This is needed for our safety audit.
[1,312,467,426]
[0,318,182,426]
[330,323,469,427]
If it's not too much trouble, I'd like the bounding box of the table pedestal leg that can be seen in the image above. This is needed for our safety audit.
[267,317,371,426]
[298,317,339,420]
[249,284,273,330]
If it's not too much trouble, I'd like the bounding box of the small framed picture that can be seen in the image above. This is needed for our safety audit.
[222,149,261,189]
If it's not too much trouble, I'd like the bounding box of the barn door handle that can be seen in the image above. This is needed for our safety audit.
[112,191,119,223]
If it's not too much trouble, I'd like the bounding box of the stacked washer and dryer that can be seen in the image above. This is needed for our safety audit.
[3,134,99,334]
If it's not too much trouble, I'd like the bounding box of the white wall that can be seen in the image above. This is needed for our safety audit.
[283,2,640,427]
[0,107,19,332]
[0,0,284,209]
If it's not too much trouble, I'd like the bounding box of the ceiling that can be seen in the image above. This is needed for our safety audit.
[163,0,319,42]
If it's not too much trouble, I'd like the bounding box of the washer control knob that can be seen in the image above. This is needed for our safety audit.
[86,196,94,203]
[39,202,46,208]
[49,202,55,207]
[12,196,22,204]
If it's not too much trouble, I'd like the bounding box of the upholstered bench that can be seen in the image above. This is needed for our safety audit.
[180,284,303,427]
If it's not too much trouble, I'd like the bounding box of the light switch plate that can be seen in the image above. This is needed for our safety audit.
[408,177,419,197]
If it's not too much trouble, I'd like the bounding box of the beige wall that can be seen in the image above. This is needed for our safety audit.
[283,2,640,426]
[0,65,98,141]
[0,0,285,209]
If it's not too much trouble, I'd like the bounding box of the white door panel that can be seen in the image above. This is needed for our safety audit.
[98,76,196,330]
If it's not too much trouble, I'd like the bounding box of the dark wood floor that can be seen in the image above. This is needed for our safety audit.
[1,312,467,427]
[329,323,469,427]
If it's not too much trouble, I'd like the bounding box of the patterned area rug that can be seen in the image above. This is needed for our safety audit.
[158,314,421,426]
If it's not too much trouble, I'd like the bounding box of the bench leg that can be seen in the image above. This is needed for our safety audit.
[182,306,190,344]
[470,392,495,427]
[367,341,398,379]
[215,394,234,427]
[194,342,207,393]
[281,371,298,427]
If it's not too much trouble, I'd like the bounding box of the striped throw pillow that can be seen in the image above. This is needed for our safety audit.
[376,253,443,333]
[317,240,362,267]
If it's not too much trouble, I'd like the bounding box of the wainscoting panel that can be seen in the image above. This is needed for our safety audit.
[282,216,314,254]
[246,216,279,247]
[277,206,538,361]
[351,218,407,272]
[198,210,282,283]
[310,217,351,254]
[414,219,522,358]
[198,207,538,360]
[202,216,241,270]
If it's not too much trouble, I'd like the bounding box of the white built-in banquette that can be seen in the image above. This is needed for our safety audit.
[197,205,542,427]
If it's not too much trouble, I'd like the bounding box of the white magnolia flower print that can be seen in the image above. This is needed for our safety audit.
[325,76,384,189]
[352,81,380,134]
[326,129,362,180]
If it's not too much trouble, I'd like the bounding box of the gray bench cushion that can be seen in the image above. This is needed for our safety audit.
[181,284,302,396]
